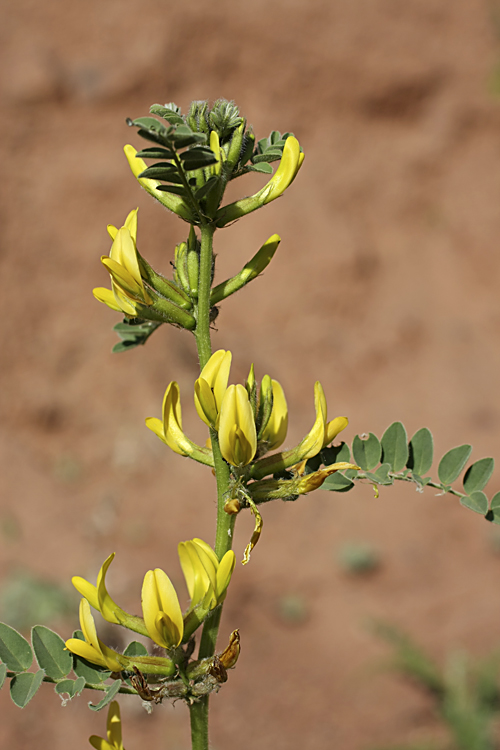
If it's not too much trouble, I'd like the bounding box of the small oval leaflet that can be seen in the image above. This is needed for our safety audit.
[460,491,489,515]
[9,670,44,708]
[462,457,494,494]
[438,444,472,485]
[88,679,122,712]
[381,422,408,472]
[407,427,433,476]
[352,433,381,471]
[0,623,33,672]
[32,625,72,680]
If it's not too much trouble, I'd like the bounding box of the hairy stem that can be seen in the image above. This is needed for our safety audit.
[189,222,236,750]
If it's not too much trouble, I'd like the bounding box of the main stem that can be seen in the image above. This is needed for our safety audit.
[190,222,236,750]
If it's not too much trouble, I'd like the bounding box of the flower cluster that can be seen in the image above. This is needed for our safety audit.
[146,349,351,482]
[66,538,236,671]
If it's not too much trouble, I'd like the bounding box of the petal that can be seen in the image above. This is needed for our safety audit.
[191,538,219,569]
[89,736,114,750]
[261,379,288,451]
[142,571,165,647]
[65,638,108,669]
[296,382,326,461]
[101,256,145,301]
[194,378,218,427]
[262,137,301,205]
[96,553,121,624]
[123,208,138,245]
[213,351,232,411]
[79,598,100,652]
[93,287,123,313]
[71,576,99,611]
[145,417,167,444]
[218,386,238,464]
[324,416,349,447]
[111,284,138,316]
[164,383,192,456]
[216,551,236,602]
[106,701,123,750]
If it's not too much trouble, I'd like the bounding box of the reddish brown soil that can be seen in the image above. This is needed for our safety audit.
[2,1,500,748]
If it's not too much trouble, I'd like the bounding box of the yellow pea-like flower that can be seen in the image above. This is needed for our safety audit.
[178,538,235,611]
[260,379,288,451]
[194,350,232,428]
[218,384,257,467]
[93,208,152,316]
[260,136,304,205]
[65,599,124,673]
[72,553,127,626]
[89,701,125,750]
[141,568,184,649]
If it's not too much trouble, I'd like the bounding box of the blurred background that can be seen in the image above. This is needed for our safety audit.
[2,0,500,748]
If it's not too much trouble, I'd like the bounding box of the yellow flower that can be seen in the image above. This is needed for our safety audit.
[218,384,257,466]
[178,538,235,611]
[72,553,126,626]
[194,350,232,428]
[124,145,192,221]
[215,137,304,227]
[93,208,152,316]
[145,382,214,466]
[260,378,288,451]
[71,553,148,637]
[141,569,184,649]
[89,701,125,750]
[315,385,349,448]
[260,136,304,205]
[65,599,124,672]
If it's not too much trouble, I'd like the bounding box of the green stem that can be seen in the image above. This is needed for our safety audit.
[195,223,215,368]
[189,221,236,750]
[190,699,209,750]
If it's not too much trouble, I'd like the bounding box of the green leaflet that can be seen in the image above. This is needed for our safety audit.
[88,680,121,712]
[438,445,472,485]
[462,458,495,493]
[32,625,72,680]
[381,422,408,472]
[407,427,434,475]
[9,670,44,708]
[352,433,381,471]
[460,491,488,515]
[0,623,33,672]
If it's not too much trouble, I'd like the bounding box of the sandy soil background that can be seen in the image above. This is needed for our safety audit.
[2,0,500,748]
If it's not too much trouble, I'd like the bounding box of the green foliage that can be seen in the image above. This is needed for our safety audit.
[88,680,122,711]
[318,422,498,524]
[31,625,72,680]
[0,624,126,709]
[10,670,45,708]
[111,319,162,354]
